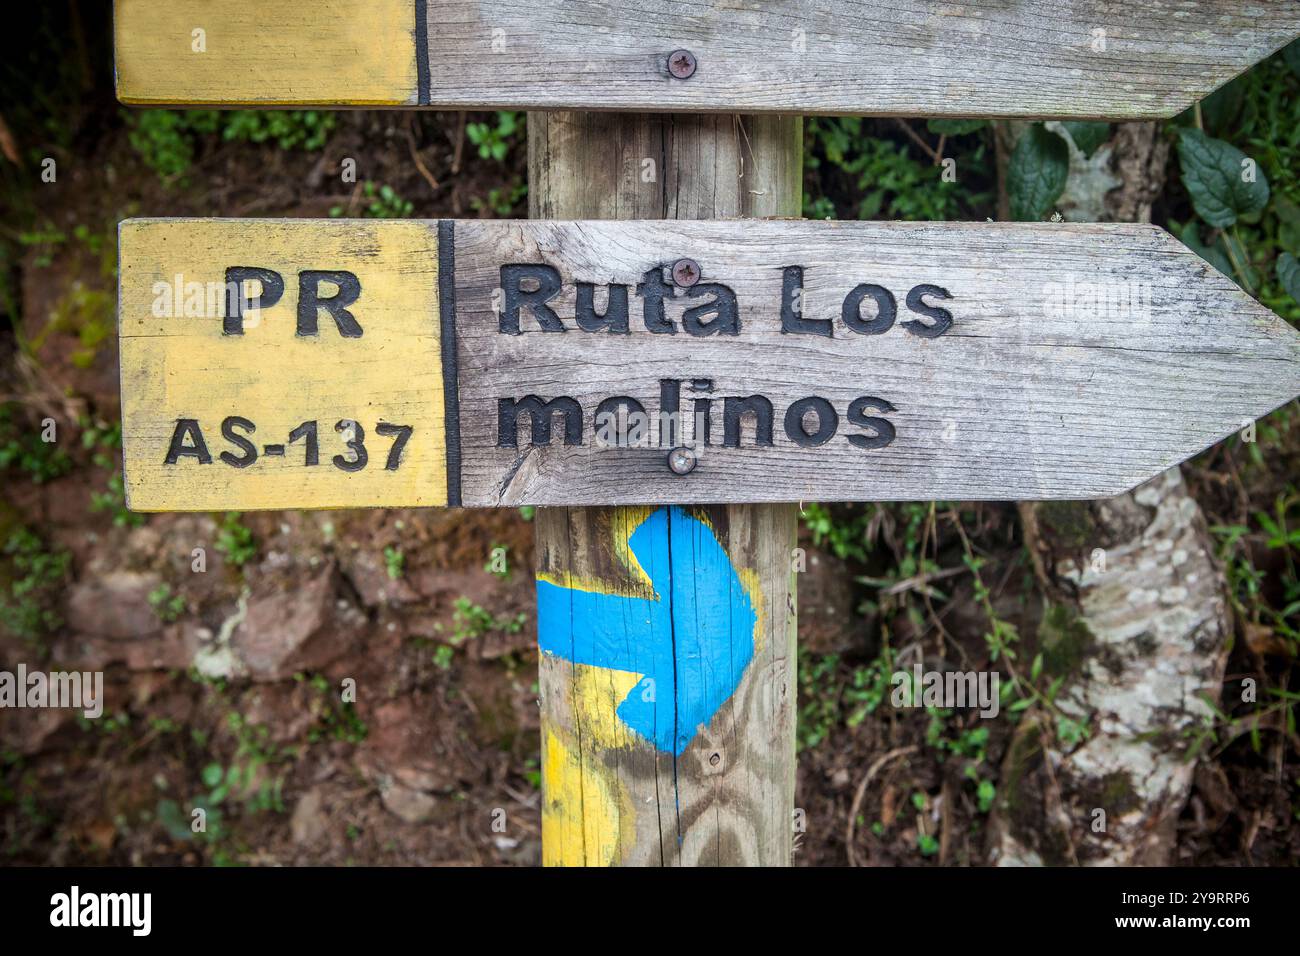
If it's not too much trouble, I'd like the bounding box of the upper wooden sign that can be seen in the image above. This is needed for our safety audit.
[113,0,1300,119]
[118,218,1300,510]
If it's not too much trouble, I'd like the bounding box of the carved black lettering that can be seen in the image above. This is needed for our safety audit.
[501,264,564,333]
[780,266,831,337]
[847,396,897,449]
[575,283,630,333]
[842,283,896,335]
[723,395,775,447]
[163,419,212,464]
[219,415,258,468]
[682,283,739,336]
[692,397,713,447]
[497,396,583,447]
[903,284,954,338]
[637,267,676,334]
[594,396,647,446]
[659,379,681,447]
[784,396,838,447]
[298,270,363,337]
[223,267,284,335]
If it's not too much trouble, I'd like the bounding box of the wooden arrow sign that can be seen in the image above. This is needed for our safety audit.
[117,218,1300,510]
[113,0,1300,119]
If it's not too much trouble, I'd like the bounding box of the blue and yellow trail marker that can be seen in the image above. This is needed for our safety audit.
[536,506,757,755]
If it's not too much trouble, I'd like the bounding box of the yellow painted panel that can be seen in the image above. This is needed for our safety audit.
[118,219,447,511]
[115,0,417,106]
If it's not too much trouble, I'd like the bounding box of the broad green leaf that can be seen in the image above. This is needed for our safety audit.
[1007,124,1068,221]
[1283,38,1300,79]
[1061,121,1110,157]
[926,118,986,136]
[1279,253,1300,304]
[1177,74,1249,135]
[202,762,223,787]
[1177,221,1240,284]
[1177,128,1270,228]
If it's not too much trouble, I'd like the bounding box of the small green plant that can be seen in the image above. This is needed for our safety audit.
[129,109,336,181]
[800,502,876,562]
[470,178,528,216]
[804,117,987,221]
[332,181,413,219]
[0,527,70,644]
[215,512,257,567]
[0,406,72,484]
[452,596,526,644]
[796,646,891,750]
[148,583,186,623]
[220,110,335,151]
[466,111,521,161]
[298,673,369,744]
[84,418,144,528]
[383,546,405,580]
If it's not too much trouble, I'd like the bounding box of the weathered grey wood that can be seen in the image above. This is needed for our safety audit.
[453,218,1300,505]
[531,112,800,867]
[116,216,1300,510]
[116,0,1300,119]
[534,503,798,865]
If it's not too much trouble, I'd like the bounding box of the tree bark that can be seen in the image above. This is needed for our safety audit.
[989,122,1231,866]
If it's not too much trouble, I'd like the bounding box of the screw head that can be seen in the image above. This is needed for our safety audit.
[667,446,697,475]
[671,258,701,288]
[668,49,697,79]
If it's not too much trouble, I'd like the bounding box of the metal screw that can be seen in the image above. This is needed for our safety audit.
[671,258,701,288]
[709,752,721,767]
[668,49,697,79]
[667,446,697,475]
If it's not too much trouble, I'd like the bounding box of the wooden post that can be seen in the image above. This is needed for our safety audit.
[529,113,802,866]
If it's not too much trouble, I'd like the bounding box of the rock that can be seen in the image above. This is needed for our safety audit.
[338,550,419,608]
[290,788,330,845]
[231,563,365,681]
[379,782,438,824]
[65,570,163,638]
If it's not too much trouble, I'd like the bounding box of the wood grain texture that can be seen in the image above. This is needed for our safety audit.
[114,0,1300,118]
[118,219,447,511]
[531,110,800,867]
[452,218,1300,505]
[115,0,418,106]
[535,503,797,865]
[118,217,1300,509]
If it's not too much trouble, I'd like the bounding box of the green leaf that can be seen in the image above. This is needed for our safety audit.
[1177,221,1234,280]
[1061,121,1110,157]
[926,119,986,136]
[1178,74,1249,136]
[1279,253,1300,305]
[156,799,193,841]
[201,763,223,787]
[1007,124,1069,221]
[1283,38,1300,79]
[1176,128,1270,228]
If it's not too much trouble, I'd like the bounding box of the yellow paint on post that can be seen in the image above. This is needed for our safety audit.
[118,219,447,511]
[541,727,631,866]
[114,0,417,106]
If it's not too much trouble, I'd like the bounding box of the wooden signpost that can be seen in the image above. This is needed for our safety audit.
[112,0,1300,866]
[119,218,1300,510]
[114,0,1300,119]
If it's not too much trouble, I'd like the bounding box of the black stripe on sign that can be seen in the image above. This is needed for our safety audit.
[415,0,430,105]
[437,220,462,507]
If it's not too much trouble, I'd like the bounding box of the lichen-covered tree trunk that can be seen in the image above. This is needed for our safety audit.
[988,122,1232,865]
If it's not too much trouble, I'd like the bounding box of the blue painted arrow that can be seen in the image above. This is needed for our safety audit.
[536,506,757,755]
